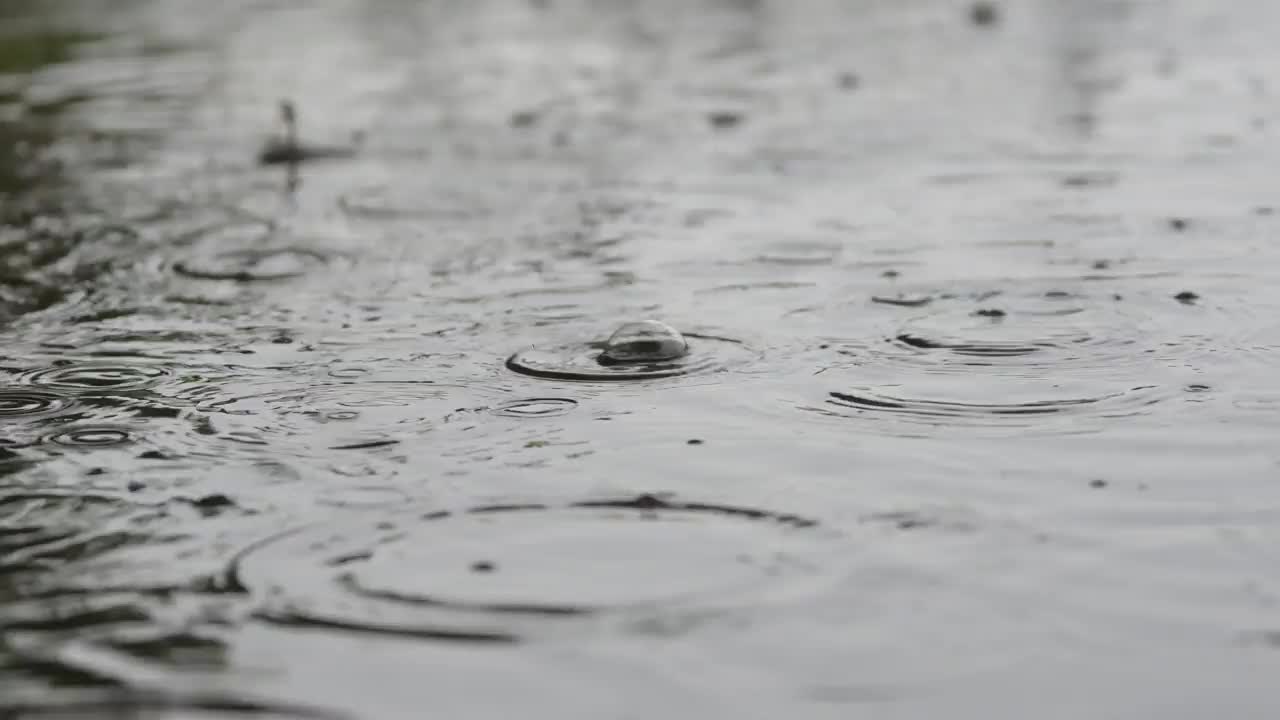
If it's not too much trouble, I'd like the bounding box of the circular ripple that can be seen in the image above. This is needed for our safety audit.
[862,297,1153,375]
[506,331,754,382]
[0,389,77,420]
[229,496,832,642]
[338,184,495,222]
[203,381,508,450]
[490,398,578,418]
[174,247,335,282]
[22,363,171,392]
[44,425,135,448]
[809,375,1170,436]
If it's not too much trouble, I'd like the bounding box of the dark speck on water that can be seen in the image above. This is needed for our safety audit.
[186,493,237,517]
[972,308,1006,318]
[707,111,744,129]
[1174,291,1200,304]
[970,1,999,26]
[873,294,933,307]
[510,110,539,128]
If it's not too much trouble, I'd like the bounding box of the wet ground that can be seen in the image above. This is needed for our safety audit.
[3,0,1280,717]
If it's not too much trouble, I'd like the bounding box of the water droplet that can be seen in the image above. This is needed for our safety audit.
[227,497,834,642]
[598,321,689,365]
[23,363,170,392]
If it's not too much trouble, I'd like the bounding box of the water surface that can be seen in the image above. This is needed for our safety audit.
[3,1,1280,718]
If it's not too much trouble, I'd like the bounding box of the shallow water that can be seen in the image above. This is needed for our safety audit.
[3,0,1280,717]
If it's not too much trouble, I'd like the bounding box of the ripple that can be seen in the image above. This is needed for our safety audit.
[506,330,754,382]
[338,184,494,223]
[173,247,337,282]
[228,495,833,642]
[0,492,139,576]
[863,298,1152,374]
[22,363,171,393]
[202,381,508,450]
[490,398,579,418]
[810,377,1169,436]
[0,389,77,420]
[0,696,344,720]
[43,425,136,448]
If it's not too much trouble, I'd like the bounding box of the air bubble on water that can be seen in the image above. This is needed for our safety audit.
[598,320,689,365]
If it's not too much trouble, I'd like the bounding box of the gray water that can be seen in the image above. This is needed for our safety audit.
[3,0,1280,717]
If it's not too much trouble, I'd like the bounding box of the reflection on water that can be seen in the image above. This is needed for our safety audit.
[5,0,1280,717]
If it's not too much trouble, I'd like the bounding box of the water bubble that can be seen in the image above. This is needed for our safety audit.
[227,496,834,642]
[506,328,752,382]
[23,363,171,392]
[597,321,689,365]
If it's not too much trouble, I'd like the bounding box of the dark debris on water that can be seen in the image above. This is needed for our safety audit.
[707,111,744,130]
[872,295,932,308]
[970,1,1000,27]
